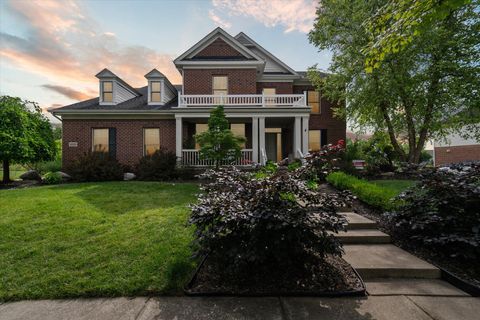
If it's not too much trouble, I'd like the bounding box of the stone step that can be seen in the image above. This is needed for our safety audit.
[365,278,469,296]
[336,229,391,244]
[343,244,441,280]
[340,212,377,230]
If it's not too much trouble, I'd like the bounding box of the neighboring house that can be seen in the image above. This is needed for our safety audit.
[433,128,480,166]
[51,27,346,168]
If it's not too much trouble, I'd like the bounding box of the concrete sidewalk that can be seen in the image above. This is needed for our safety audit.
[1,296,479,320]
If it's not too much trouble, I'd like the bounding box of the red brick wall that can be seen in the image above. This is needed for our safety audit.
[293,85,346,144]
[183,69,257,94]
[62,119,176,169]
[194,38,244,58]
[256,82,293,94]
[434,145,480,166]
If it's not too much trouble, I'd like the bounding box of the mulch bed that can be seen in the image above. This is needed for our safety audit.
[185,254,365,296]
[0,180,41,190]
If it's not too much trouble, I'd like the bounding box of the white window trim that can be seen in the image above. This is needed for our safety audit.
[99,81,115,106]
[148,79,165,105]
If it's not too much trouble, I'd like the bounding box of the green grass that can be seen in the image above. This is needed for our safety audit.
[0,164,26,180]
[0,181,199,301]
[371,179,416,194]
[326,172,415,210]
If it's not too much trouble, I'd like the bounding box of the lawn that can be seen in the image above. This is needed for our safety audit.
[371,179,417,194]
[0,181,199,301]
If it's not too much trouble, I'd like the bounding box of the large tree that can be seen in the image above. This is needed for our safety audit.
[0,96,56,183]
[309,0,479,163]
[195,106,245,169]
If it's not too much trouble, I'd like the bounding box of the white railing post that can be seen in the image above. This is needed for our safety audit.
[303,91,307,107]
[262,93,265,107]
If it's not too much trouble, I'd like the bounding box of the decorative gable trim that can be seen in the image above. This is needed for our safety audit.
[234,32,299,77]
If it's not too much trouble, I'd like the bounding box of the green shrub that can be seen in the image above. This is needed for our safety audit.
[287,159,302,171]
[33,159,62,174]
[326,172,399,210]
[135,148,177,181]
[67,152,123,182]
[42,171,62,185]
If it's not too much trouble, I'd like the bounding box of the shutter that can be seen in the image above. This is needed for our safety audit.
[321,129,328,147]
[108,128,117,159]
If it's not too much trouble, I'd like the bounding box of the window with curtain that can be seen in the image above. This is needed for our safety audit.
[144,128,160,155]
[230,123,246,148]
[308,91,320,113]
[195,123,208,149]
[102,81,113,102]
[150,81,161,103]
[92,128,109,152]
[263,88,276,106]
[213,76,228,104]
[309,130,321,152]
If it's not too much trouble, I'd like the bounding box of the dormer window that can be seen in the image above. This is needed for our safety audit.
[151,81,161,103]
[102,81,113,103]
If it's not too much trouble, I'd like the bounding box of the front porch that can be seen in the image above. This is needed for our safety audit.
[175,113,310,167]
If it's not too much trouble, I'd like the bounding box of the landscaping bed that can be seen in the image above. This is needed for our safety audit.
[186,254,365,296]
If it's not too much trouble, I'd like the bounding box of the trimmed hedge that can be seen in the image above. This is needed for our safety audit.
[326,172,399,210]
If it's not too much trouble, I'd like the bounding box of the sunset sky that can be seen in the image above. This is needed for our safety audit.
[0,0,331,121]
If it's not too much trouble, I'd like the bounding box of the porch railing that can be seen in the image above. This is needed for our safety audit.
[181,149,253,167]
[178,93,307,108]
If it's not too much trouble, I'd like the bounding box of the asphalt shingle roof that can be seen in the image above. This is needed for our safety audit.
[54,86,179,111]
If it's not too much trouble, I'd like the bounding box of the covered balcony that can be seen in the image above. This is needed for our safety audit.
[178,92,307,108]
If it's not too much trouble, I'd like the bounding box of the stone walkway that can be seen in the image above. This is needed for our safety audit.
[1,296,479,320]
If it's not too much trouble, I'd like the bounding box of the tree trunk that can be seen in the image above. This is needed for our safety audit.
[379,102,407,162]
[2,159,10,184]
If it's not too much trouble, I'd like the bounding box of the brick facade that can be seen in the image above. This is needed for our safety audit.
[183,69,257,95]
[293,85,346,145]
[194,38,244,58]
[434,145,480,166]
[256,82,293,94]
[62,119,176,169]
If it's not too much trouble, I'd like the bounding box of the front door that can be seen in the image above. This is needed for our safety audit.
[265,133,278,163]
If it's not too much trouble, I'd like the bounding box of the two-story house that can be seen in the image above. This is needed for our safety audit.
[51,28,346,169]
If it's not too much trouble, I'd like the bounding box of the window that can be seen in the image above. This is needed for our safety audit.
[309,130,321,152]
[213,76,228,104]
[144,128,160,156]
[230,123,246,148]
[263,88,276,106]
[92,128,109,152]
[308,91,320,113]
[150,81,161,103]
[102,81,113,103]
[195,123,208,149]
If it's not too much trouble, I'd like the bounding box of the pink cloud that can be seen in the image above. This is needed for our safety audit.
[211,0,317,33]
[0,0,182,104]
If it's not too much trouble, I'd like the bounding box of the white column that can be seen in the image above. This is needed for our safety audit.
[258,117,266,165]
[252,117,259,163]
[175,117,183,163]
[294,116,301,158]
[302,116,309,154]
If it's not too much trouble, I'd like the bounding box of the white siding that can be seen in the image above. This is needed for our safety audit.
[250,47,286,73]
[114,82,136,104]
[163,81,176,103]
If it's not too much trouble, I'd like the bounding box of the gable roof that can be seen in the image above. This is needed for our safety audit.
[95,68,141,96]
[144,68,166,78]
[174,27,265,67]
[235,32,298,76]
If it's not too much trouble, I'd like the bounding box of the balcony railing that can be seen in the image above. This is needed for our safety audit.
[178,93,307,108]
[181,149,253,167]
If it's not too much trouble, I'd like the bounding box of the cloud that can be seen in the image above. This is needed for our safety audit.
[41,84,94,101]
[0,0,182,104]
[211,0,317,33]
[208,9,232,29]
